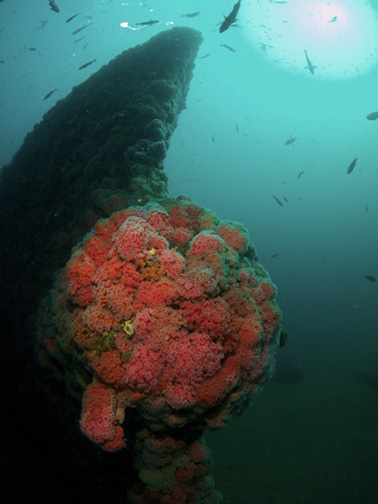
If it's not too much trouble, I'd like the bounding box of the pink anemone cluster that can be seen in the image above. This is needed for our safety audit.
[37,195,281,495]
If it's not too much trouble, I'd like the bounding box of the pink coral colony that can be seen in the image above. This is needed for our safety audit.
[37,196,282,503]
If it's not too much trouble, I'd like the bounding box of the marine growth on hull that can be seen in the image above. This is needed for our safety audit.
[0,27,282,504]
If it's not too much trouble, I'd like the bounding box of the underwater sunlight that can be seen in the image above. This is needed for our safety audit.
[243,0,378,79]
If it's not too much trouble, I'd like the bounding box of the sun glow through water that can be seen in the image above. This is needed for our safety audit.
[243,0,378,79]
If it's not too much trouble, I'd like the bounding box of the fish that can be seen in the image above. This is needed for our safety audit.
[182,11,200,18]
[366,111,378,121]
[72,24,91,35]
[198,53,210,59]
[39,19,48,29]
[43,88,57,100]
[66,13,80,23]
[259,43,273,52]
[328,16,338,23]
[304,50,315,75]
[235,123,239,132]
[271,253,280,258]
[347,157,358,174]
[278,328,289,349]
[297,170,304,179]
[365,205,369,214]
[28,47,37,51]
[273,195,283,207]
[79,59,96,70]
[283,195,288,203]
[136,20,159,26]
[341,367,378,391]
[48,0,60,13]
[365,274,377,283]
[211,134,215,143]
[219,0,241,33]
[221,43,236,53]
[285,137,296,145]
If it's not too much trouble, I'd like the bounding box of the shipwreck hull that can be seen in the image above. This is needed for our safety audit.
[0,27,205,503]
[0,26,282,504]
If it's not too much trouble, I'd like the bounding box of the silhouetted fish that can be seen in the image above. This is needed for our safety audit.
[343,368,378,391]
[347,157,358,174]
[48,0,59,13]
[365,274,377,283]
[79,59,96,70]
[297,170,304,179]
[278,328,288,348]
[271,253,280,258]
[285,137,296,145]
[66,13,80,23]
[221,43,236,53]
[72,24,91,35]
[219,0,241,33]
[366,111,378,120]
[273,195,283,207]
[136,20,159,26]
[43,89,57,100]
[182,11,200,18]
[304,49,315,75]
